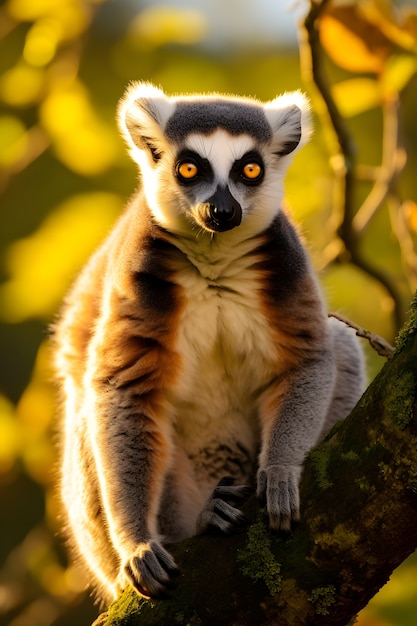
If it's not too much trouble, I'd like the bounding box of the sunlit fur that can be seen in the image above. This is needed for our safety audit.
[54,82,365,604]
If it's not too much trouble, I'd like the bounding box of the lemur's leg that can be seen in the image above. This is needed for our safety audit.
[87,394,180,599]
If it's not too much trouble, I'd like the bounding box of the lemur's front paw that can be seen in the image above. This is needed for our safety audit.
[256,464,301,531]
[197,476,252,534]
[122,541,180,598]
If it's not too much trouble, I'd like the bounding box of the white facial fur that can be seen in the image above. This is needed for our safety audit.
[138,133,294,239]
[118,83,311,238]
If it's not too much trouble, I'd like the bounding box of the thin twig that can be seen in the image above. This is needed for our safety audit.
[353,95,406,234]
[329,312,394,357]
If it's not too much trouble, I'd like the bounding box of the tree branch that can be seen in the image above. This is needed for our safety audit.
[299,2,404,330]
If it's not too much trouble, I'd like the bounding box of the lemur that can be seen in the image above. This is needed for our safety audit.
[54,82,365,604]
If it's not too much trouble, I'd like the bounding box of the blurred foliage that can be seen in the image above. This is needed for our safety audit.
[0,0,417,624]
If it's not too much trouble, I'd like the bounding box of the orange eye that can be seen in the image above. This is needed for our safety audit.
[242,162,262,180]
[177,162,198,180]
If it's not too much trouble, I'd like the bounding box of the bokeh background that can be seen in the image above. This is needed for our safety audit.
[1,0,417,624]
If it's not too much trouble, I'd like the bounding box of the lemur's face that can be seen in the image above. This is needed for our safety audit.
[171,130,264,233]
[118,83,311,237]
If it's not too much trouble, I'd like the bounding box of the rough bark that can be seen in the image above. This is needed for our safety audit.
[92,294,417,626]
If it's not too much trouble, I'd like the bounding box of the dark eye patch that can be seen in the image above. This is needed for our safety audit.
[230,151,265,186]
[175,149,212,185]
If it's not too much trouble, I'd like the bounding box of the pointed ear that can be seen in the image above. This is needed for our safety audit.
[117,82,175,164]
[263,91,311,157]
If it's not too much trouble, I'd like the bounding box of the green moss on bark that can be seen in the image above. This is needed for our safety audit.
[385,369,415,428]
[394,290,417,353]
[307,442,334,491]
[237,512,282,595]
[309,585,337,615]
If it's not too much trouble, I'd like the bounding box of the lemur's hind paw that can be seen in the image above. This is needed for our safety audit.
[197,476,252,534]
[122,541,180,599]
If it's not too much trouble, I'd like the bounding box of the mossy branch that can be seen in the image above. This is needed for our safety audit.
[92,294,417,626]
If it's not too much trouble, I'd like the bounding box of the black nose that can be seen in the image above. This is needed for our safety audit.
[208,186,242,232]
[209,202,236,222]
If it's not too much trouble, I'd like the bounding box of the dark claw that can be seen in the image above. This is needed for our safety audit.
[124,542,180,599]
[214,484,252,503]
[214,501,248,524]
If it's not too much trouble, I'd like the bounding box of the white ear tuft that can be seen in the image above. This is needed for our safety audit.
[263,91,312,156]
[117,81,175,164]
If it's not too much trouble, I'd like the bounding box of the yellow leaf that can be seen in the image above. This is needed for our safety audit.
[361,2,417,53]
[7,0,91,40]
[23,18,61,66]
[332,78,381,117]
[320,6,392,74]
[381,54,417,97]
[0,395,20,474]
[0,192,123,322]
[128,6,207,50]
[404,11,417,44]
[7,0,60,21]
[404,200,417,233]
[15,341,56,485]
[0,116,28,165]
[40,82,119,174]
[0,63,45,107]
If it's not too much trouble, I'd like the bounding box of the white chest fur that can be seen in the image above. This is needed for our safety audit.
[167,236,278,467]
